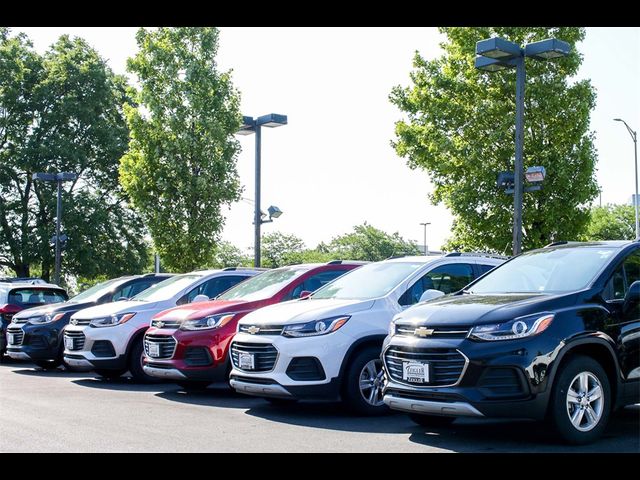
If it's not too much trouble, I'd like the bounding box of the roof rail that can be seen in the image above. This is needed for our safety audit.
[0,277,46,284]
[444,251,510,260]
[544,241,569,247]
[221,267,269,271]
[142,272,173,277]
[326,260,370,265]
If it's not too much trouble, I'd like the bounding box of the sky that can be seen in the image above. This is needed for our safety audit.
[11,27,640,254]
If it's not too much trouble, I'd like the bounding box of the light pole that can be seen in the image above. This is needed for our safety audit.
[419,222,431,255]
[475,37,570,255]
[614,118,639,239]
[237,113,287,267]
[32,172,78,285]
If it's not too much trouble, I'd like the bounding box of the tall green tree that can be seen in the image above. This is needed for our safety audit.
[0,29,149,280]
[120,27,242,272]
[261,232,306,268]
[391,28,598,252]
[582,204,636,241]
[326,223,420,261]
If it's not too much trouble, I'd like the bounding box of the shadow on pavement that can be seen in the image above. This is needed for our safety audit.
[155,385,261,409]
[72,376,175,392]
[407,405,640,453]
[244,401,411,434]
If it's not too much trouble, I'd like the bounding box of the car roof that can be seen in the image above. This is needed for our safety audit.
[0,282,66,291]
[381,253,506,264]
[543,240,636,249]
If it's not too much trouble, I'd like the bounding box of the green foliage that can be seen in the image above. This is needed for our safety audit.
[261,232,306,267]
[582,204,636,241]
[391,27,598,252]
[0,29,149,281]
[325,223,420,261]
[120,27,242,272]
[209,240,251,268]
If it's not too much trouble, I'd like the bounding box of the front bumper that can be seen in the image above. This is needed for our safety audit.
[62,323,135,371]
[228,330,352,400]
[381,333,561,420]
[5,323,63,361]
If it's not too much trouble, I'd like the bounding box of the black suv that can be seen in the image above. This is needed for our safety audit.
[382,241,639,444]
[6,273,172,369]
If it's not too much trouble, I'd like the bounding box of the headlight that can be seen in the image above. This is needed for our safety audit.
[282,316,350,338]
[181,313,235,331]
[29,313,65,325]
[468,313,554,342]
[90,312,136,328]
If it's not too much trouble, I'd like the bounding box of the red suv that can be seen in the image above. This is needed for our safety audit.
[143,261,363,389]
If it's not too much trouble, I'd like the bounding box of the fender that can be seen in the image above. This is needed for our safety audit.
[125,326,149,360]
[337,334,387,380]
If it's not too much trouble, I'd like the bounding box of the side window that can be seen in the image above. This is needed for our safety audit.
[399,263,475,306]
[126,281,156,299]
[478,263,497,275]
[285,269,348,301]
[186,276,248,303]
[111,284,134,301]
[604,251,640,301]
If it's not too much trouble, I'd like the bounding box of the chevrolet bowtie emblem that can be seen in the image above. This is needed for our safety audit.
[156,321,165,329]
[70,318,78,326]
[247,326,260,334]
[414,327,435,337]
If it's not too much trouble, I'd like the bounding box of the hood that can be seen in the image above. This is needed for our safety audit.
[239,298,375,326]
[71,300,158,319]
[13,300,95,319]
[153,299,254,321]
[396,292,577,327]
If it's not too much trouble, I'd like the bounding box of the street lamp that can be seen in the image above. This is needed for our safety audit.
[613,118,639,239]
[237,113,288,267]
[476,37,570,255]
[419,222,431,255]
[32,172,78,285]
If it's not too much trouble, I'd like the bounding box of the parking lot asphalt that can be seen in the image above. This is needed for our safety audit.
[0,359,638,453]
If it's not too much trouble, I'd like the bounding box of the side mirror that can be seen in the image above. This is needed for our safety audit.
[419,289,445,303]
[623,280,640,316]
[299,290,312,299]
[192,294,209,303]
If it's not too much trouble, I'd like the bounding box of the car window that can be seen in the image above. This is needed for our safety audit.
[478,263,497,275]
[604,251,640,301]
[186,275,248,303]
[110,281,155,302]
[399,263,474,306]
[285,269,348,301]
[7,288,67,308]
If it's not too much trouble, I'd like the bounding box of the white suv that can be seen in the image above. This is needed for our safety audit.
[230,254,505,414]
[63,268,260,382]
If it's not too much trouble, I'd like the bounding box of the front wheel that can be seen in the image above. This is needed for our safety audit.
[342,347,388,416]
[547,355,611,445]
[128,338,159,384]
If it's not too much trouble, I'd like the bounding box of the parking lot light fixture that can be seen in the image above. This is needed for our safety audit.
[475,35,570,255]
[525,166,546,183]
[614,118,639,239]
[236,113,288,267]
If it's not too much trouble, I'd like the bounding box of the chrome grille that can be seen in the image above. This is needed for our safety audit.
[395,324,470,339]
[144,334,177,359]
[238,324,285,335]
[10,317,30,325]
[230,342,278,372]
[151,319,182,329]
[384,346,467,387]
[6,327,24,345]
[64,331,86,350]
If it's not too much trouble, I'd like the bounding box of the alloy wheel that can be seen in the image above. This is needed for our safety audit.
[359,359,385,407]
[566,371,604,432]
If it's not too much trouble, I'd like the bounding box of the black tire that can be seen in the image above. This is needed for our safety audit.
[342,346,388,416]
[35,359,62,370]
[177,381,211,391]
[128,338,159,384]
[547,355,611,445]
[265,397,299,406]
[409,413,456,427]
[94,368,127,380]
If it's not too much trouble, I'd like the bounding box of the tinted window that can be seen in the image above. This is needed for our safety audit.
[469,247,617,294]
[285,269,348,301]
[111,280,158,302]
[399,263,474,306]
[8,288,67,307]
[478,263,497,275]
[604,251,640,301]
[133,274,201,302]
[186,275,248,302]
[71,277,129,303]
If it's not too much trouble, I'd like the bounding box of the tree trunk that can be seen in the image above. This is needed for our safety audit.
[13,263,30,278]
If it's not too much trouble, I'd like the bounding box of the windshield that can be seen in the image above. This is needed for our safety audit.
[70,277,129,303]
[468,247,617,294]
[218,267,309,302]
[132,274,201,302]
[312,262,424,300]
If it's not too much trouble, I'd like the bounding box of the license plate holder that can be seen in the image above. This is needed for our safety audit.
[402,361,430,384]
[64,336,74,350]
[239,352,255,370]
[148,342,160,358]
